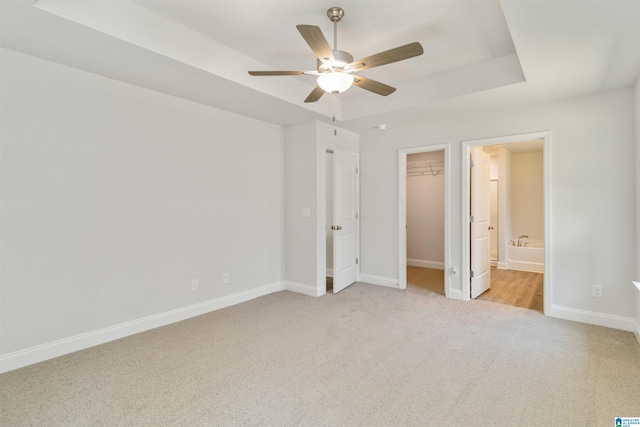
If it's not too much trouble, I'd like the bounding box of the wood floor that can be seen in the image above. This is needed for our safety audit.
[407,265,544,312]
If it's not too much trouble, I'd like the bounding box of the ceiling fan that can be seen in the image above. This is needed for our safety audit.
[248,6,424,103]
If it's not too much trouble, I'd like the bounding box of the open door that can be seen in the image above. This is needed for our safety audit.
[470,147,491,298]
[332,150,358,293]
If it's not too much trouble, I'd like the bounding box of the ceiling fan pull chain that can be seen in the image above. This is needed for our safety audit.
[332,94,338,136]
[332,93,337,122]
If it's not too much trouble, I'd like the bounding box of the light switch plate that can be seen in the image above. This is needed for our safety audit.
[303,208,311,218]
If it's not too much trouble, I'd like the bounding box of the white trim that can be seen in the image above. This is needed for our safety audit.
[285,280,323,297]
[461,131,551,313]
[633,281,640,345]
[318,144,360,296]
[447,288,464,301]
[505,261,544,273]
[496,261,509,269]
[398,144,451,297]
[407,259,445,270]
[547,304,635,332]
[0,281,286,373]
[317,144,327,296]
[359,274,399,288]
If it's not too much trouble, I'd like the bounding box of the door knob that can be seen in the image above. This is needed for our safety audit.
[331,226,335,230]
[489,226,494,230]
[336,226,342,230]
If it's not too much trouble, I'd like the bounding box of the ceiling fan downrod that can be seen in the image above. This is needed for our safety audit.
[327,7,344,51]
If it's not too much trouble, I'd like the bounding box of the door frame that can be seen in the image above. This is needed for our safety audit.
[317,145,360,296]
[398,144,451,295]
[461,131,551,314]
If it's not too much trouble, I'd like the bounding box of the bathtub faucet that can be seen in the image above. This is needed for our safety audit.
[517,235,529,247]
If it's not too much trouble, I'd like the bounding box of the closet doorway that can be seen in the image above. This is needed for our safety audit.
[398,144,451,297]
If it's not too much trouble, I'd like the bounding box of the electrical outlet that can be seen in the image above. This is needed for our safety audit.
[223,273,229,284]
[592,285,602,298]
[191,279,199,291]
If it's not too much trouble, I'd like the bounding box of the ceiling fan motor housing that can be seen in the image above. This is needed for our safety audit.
[317,50,354,72]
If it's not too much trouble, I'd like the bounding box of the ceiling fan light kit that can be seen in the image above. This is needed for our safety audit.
[248,6,424,103]
[317,72,354,93]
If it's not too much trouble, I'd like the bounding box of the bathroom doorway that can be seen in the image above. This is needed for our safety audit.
[463,132,549,313]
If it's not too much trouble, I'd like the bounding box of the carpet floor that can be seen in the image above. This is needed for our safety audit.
[2,283,639,426]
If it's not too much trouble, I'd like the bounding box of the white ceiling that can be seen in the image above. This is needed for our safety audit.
[1,0,639,132]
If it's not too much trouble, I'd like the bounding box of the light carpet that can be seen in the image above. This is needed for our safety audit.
[2,283,639,426]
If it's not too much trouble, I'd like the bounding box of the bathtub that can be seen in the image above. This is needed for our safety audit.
[507,244,544,273]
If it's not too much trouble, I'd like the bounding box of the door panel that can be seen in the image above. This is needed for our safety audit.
[333,150,358,293]
[490,180,498,260]
[471,147,491,298]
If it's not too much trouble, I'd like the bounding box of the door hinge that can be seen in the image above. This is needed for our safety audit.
[470,270,474,278]
[356,258,359,265]
[356,167,359,174]
[356,212,359,219]
[470,160,475,167]
[469,215,474,223]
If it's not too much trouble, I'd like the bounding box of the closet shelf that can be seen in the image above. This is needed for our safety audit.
[407,160,445,177]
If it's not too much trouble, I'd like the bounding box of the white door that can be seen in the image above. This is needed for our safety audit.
[490,180,498,261]
[471,147,491,298]
[332,150,358,293]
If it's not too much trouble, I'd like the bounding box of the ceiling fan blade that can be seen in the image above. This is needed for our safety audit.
[297,25,335,65]
[347,42,424,71]
[249,71,309,76]
[352,75,396,96]
[304,85,325,103]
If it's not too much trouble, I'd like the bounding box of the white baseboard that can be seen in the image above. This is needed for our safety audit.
[359,274,399,288]
[548,304,635,332]
[446,288,464,301]
[506,261,544,273]
[284,280,322,297]
[0,281,286,374]
[407,259,444,270]
[496,261,508,269]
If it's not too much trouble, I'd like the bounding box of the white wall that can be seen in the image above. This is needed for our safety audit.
[406,151,445,267]
[284,121,318,289]
[511,151,544,245]
[0,49,285,357]
[284,120,359,292]
[360,87,636,326]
